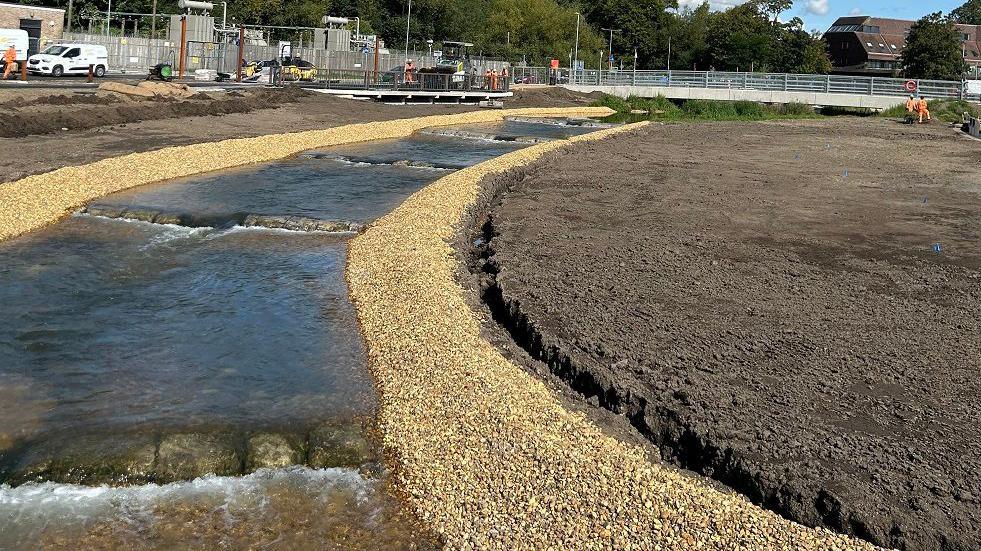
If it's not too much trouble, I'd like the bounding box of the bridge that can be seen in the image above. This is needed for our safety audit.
[511,68,975,110]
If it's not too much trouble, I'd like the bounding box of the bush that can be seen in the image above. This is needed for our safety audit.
[591,94,631,113]
[777,102,816,116]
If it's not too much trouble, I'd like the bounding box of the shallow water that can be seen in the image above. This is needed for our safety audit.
[0,466,437,550]
[0,119,600,547]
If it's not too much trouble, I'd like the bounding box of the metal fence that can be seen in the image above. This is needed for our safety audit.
[515,67,978,102]
[63,33,508,77]
[278,67,509,93]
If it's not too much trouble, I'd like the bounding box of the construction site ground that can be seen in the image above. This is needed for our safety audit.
[464,117,980,551]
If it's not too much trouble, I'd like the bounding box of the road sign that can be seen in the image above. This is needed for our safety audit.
[904,80,917,92]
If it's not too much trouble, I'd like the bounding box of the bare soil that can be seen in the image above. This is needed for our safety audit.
[462,118,981,551]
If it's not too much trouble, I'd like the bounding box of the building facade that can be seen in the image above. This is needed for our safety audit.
[0,2,65,56]
[824,16,981,78]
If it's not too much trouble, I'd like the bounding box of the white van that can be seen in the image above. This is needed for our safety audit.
[28,43,109,77]
[0,28,29,73]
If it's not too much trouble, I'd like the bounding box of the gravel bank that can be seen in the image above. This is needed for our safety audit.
[346,121,880,549]
[464,119,979,550]
[0,107,609,243]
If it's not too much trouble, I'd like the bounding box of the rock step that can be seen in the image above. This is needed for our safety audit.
[2,422,377,487]
[421,128,555,144]
[303,153,465,171]
[81,205,363,234]
[504,116,616,128]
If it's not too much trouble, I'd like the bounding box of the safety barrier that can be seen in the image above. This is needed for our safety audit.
[275,67,510,93]
[513,66,978,101]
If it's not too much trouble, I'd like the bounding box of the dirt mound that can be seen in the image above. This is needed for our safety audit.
[1,86,313,138]
[463,119,981,551]
[507,86,605,108]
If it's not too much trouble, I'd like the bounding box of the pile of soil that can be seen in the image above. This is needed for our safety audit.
[507,86,605,108]
[0,86,313,138]
[463,118,981,550]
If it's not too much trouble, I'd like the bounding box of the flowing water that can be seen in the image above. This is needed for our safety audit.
[0,119,599,549]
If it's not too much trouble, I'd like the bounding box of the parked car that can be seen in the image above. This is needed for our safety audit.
[28,44,109,77]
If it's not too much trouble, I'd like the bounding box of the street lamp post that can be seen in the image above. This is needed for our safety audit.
[601,27,621,71]
[572,11,580,84]
[403,0,412,61]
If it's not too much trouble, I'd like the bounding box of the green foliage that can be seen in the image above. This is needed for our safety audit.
[593,94,632,113]
[777,102,816,116]
[952,0,981,24]
[901,13,969,80]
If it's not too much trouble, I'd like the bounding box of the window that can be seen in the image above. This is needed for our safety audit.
[63,48,80,58]
[963,33,971,41]
[867,42,874,47]
[841,42,850,50]
[42,45,68,55]
[891,44,897,49]
[863,25,880,33]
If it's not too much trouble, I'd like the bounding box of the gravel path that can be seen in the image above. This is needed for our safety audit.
[0,107,604,243]
[346,119,881,549]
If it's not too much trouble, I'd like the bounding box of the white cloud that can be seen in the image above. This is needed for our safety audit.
[849,8,863,16]
[805,0,830,16]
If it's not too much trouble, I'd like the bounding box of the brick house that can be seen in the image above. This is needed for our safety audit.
[824,15,981,78]
[0,2,65,57]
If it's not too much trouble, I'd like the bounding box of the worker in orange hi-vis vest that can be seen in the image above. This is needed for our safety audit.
[905,95,916,113]
[549,58,559,85]
[491,69,498,91]
[917,97,931,123]
[2,44,16,80]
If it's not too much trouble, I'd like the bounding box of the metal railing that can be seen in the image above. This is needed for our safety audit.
[279,67,510,93]
[514,67,978,101]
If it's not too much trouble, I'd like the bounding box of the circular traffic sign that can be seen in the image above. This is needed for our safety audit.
[904,80,917,92]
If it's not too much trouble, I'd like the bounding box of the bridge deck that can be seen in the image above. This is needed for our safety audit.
[565,84,907,110]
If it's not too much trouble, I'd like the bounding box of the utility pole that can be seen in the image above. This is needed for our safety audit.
[66,0,73,33]
[601,27,620,70]
[572,11,580,83]
[404,0,412,61]
[105,0,112,38]
[668,36,671,72]
[150,0,157,38]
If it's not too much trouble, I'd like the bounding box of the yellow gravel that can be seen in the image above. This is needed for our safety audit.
[0,107,611,243]
[347,121,885,550]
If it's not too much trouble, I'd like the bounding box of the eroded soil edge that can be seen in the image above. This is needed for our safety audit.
[455,121,980,551]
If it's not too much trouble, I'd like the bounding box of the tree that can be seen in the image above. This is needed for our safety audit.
[583,0,678,69]
[901,12,969,80]
[707,2,776,71]
[952,0,981,25]
[774,19,831,74]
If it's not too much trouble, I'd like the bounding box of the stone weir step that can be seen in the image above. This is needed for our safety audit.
[301,152,466,171]
[81,205,364,234]
[1,422,378,487]
[420,128,556,144]
[504,116,616,128]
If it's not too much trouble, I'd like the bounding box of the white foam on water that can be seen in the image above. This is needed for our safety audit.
[218,225,359,237]
[73,212,214,249]
[0,466,372,548]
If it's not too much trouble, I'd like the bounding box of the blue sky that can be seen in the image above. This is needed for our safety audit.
[680,1,966,34]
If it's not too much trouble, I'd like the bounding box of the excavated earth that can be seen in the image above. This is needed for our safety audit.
[462,118,981,551]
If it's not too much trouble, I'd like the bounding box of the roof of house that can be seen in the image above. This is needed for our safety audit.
[826,16,981,64]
